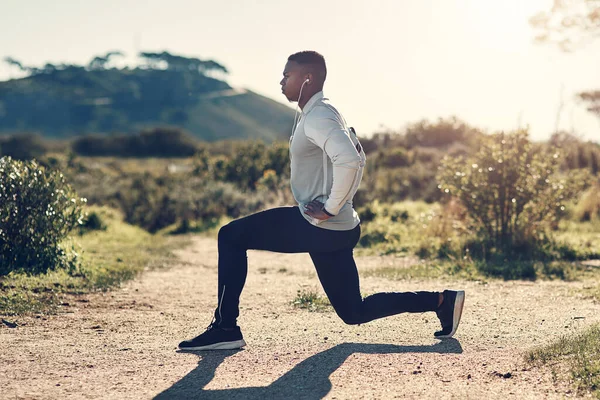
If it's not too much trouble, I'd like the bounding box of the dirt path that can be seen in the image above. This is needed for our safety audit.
[2,236,599,399]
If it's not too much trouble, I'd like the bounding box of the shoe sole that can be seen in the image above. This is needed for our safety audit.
[179,339,246,351]
[436,290,465,339]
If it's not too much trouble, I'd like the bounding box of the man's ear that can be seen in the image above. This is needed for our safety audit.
[305,73,313,84]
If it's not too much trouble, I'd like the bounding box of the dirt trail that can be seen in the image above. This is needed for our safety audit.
[2,236,599,399]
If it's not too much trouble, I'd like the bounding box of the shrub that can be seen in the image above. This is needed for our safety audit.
[374,148,413,168]
[0,133,49,160]
[71,127,198,158]
[77,211,107,234]
[368,163,441,203]
[404,116,484,148]
[0,157,85,275]
[437,130,589,259]
[205,141,290,190]
[575,180,600,222]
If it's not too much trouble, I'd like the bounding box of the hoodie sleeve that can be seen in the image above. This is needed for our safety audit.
[304,112,362,215]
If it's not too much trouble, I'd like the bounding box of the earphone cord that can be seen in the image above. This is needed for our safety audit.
[291,80,308,137]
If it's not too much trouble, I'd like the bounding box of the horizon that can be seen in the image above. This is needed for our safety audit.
[1,0,599,142]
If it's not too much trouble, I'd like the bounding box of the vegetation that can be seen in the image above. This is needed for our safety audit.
[291,288,332,312]
[1,115,598,316]
[527,324,600,397]
[0,206,185,315]
[437,130,589,260]
[0,51,293,140]
[71,127,199,158]
[530,0,600,53]
[0,157,85,275]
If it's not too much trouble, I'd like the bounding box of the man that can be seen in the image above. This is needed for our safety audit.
[179,51,465,351]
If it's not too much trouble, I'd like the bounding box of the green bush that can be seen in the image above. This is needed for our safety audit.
[575,181,600,222]
[77,211,107,234]
[404,116,484,148]
[437,130,589,259]
[0,157,85,275]
[71,127,199,158]
[362,163,440,204]
[374,148,413,168]
[0,133,49,160]
[198,141,290,190]
[103,174,268,233]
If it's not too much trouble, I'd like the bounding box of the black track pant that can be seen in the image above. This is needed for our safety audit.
[214,207,439,328]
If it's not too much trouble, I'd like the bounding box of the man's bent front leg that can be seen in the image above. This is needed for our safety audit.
[213,207,354,328]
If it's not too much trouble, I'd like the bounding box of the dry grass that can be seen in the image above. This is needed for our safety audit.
[0,206,188,316]
[527,324,600,397]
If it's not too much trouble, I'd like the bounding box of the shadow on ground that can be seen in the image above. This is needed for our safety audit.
[155,339,462,399]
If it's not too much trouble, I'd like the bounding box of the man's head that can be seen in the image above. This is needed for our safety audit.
[280,51,327,104]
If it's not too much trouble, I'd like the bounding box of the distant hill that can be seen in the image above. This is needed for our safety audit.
[0,51,294,141]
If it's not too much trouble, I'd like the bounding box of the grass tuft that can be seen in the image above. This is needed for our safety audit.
[291,288,332,312]
[526,324,600,397]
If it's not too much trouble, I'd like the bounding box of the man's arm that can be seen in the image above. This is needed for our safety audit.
[304,115,363,216]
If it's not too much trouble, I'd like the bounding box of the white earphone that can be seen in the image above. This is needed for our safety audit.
[291,78,311,136]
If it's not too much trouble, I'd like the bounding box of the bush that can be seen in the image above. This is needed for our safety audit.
[437,130,589,259]
[575,181,600,222]
[368,163,441,203]
[71,127,199,158]
[102,174,269,233]
[0,157,85,275]
[201,141,290,190]
[0,133,49,160]
[77,211,107,234]
[374,148,412,168]
[404,117,484,148]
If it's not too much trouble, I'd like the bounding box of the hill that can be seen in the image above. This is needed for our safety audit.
[0,51,294,141]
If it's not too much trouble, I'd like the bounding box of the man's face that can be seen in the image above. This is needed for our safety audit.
[280,60,305,102]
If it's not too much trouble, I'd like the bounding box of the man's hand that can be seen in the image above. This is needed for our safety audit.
[304,200,333,221]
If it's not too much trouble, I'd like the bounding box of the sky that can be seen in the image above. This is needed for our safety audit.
[1,0,599,142]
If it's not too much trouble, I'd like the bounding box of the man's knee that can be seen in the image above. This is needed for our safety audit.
[218,221,242,244]
[337,309,364,325]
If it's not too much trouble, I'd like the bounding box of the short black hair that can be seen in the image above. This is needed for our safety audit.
[288,51,327,81]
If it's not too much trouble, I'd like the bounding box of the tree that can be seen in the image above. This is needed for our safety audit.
[138,51,228,75]
[530,0,600,51]
[88,50,124,70]
[578,90,600,120]
[531,1,600,124]
[3,57,25,72]
[3,57,40,75]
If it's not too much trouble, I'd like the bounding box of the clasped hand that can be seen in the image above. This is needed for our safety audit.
[303,200,332,221]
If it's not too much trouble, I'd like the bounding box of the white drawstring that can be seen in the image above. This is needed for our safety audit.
[218,285,226,324]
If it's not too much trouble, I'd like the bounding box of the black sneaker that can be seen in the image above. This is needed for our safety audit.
[434,290,465,339]
[178,322,246,351]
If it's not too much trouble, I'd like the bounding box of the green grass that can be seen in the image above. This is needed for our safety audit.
[355,200,600,281]
[526,324,600,397]
[0,206,188,316]
[361,256,593,283]
[160,216,231,238]
[291,288,332,312]
[554,220,600,260]
[363,259,479,281]
[356,200,445,256]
